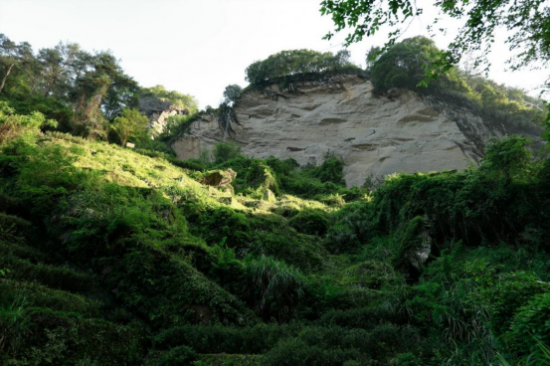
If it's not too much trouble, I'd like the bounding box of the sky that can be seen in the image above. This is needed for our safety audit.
[0,0,547,108]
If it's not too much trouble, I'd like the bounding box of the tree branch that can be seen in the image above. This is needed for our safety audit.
[0,63,15,94]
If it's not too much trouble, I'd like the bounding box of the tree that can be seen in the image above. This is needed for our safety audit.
[333,49,351,68]
[369,36,468,94]
[365,46,381,72]
[320,0,550,83]
[245,49,358,84]
[217,102,240,137]
[110,108,149,146]
[223,84,242,106]
[141,85,198,114]
[0,34,19,94]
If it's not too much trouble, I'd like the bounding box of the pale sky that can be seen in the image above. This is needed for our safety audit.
[0,0,547,108]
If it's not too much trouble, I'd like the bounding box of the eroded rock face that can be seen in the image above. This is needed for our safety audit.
[139,96,189,134]
[172,75,540,187]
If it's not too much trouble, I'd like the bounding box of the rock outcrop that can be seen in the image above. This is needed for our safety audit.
[172,75,541,187]
[139,96,189,134]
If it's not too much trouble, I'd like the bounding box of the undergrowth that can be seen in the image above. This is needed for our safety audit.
[1,104,550,365]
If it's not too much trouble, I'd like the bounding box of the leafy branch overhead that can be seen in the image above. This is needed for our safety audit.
[320,0,550,82]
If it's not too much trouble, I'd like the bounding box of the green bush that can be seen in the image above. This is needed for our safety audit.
[262,337,363,366]
[145,346,196,366]
[486,272,550,337]
[106,248,256,328]
[505,293,550,358]
[242,256,306,321]
[262,324,417,365]
[308,152,346,186]
[370,36,542,131]
[213,141,242,163]
[288,209,329,236]
[153,324,302,354]
[1,307,146,365]
[245,160,280,196]
[325,201,371,253]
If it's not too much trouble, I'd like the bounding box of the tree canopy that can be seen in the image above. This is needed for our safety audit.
[0,34,198,150]
[245,49,358,85]
[140,85,198,114]
[320,0,550,85]
[0,34,141,136]
[110,108,150,146]
[223,84,242,106]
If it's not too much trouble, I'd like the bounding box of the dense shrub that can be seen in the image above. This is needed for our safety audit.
[486,272,550,337]
[213,141,242,163]
[0,307,146,365]
[307,152,346,186]
[153,324,302,354]
[325,201,371,253]
[145,346,196,366]
[505,293,550,358]
[288,209,329,236]
[244,160,281,196]
[242,256,306,321]
[370,36,467,95]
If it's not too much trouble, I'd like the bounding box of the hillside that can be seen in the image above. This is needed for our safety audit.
[2,102,550,365]
[2,31,550,366]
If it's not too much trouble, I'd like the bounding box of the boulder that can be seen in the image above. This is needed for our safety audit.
[201,169,237,193]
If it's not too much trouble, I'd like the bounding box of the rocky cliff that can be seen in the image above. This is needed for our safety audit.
[139,96,189,134]
[172,75,541,187]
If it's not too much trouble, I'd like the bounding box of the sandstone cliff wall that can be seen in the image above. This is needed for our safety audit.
[172,75,540,187]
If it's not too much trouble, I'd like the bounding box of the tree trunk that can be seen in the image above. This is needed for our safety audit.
[0,63,15,94]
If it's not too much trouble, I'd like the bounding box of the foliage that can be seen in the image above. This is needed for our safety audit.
[244,160,281,197]
[223,84,243,106]
[140,85,198,113]
[242,256,306,321]
[0,34,196,151]
[368,37,543,132]
[213,141,242,164]
[217,102,240,137]
[0,101,58,145]
[325,201,370,253]
[110,108,149,146]
[370,36,467,94]
[145,345,196,366]
[245,49,360,85]
[320,0,550,84]
[505,293,550,358]
[305,151,346,186]
[1,107,550,364]
[152,323,301,354]
[288,209,329,236]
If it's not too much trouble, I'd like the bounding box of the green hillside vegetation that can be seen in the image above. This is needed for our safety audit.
[2,97,550,365]
[2,33,550,365]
